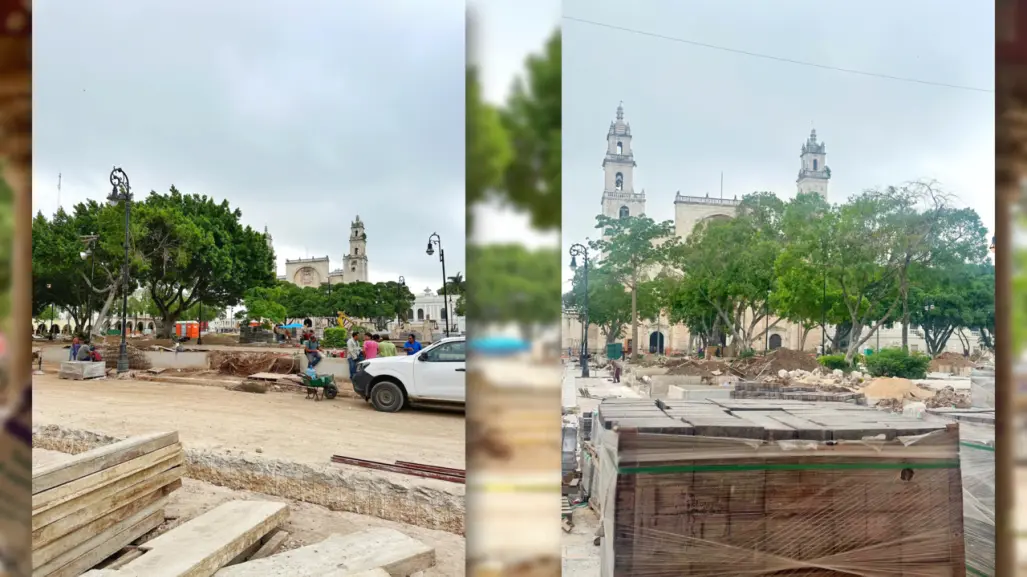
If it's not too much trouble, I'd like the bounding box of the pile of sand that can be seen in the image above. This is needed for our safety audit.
[929,352,975,372]
[861,377,935,401]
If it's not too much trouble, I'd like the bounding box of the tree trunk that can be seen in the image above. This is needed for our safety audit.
[630,274,639,361]
[90,290,118,339]
[157,314,180,339]
[799,325,811,351]
[900,271,909,352]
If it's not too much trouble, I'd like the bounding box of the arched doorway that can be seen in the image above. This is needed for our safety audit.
[769,334,782,350]
[36,323,45,335]
[649,331,665,354]
[136,321,145,332]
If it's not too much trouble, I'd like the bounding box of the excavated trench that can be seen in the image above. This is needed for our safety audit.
[32,425,465,535]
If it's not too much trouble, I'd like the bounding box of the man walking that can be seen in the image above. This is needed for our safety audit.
[346,331,362,376]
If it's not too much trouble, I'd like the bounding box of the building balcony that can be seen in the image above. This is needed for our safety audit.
[674,194,741,206]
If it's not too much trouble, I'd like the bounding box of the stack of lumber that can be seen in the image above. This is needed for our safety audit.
[32,432,184,577]
[595,398,966,576]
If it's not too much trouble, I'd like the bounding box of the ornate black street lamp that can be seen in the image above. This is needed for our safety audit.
[107,167,132,373]
[46,283,54,340]
[570,242,590,378]
[426,233,451,338]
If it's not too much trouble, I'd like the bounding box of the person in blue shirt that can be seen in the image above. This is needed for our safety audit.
[404,334,422,355]
[69,337,82,361]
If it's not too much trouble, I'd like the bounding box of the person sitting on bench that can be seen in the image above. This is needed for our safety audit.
[305,333,323,369]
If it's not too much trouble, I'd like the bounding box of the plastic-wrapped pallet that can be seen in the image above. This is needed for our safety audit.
[970,367,995,408]
[959,421,995,576]
[595,398,966,576]
[561,421,578,478]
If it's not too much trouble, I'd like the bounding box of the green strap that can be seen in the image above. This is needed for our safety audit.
[960,441,994,452]
[619,460,959,475]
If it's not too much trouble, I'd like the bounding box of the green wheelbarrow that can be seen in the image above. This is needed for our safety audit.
[301,373,338,401]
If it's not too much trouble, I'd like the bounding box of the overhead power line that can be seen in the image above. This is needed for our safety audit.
[563,15,993,94]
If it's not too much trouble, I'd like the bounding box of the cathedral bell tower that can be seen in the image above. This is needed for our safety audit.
[796,128,830,198]
[344,216,369,283]
[601,102,646,220]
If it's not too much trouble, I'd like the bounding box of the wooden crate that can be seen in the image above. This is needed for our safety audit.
[597,399,966,576]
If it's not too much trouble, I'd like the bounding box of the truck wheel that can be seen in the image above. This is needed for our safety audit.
[324,386,338,400]
[370,381,405,413]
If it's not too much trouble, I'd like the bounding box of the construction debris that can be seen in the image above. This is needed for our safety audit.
[101,344,152,370]
[929,351,975,374]
[32,432,185,577]
[593,398,966,575]
[331,454,465,484]
[207,351,298,377]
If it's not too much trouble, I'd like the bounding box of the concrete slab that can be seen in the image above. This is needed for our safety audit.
[213,528,434,577]
[59,361,106,380]
[113,500,288,577]
[667,385,733,401]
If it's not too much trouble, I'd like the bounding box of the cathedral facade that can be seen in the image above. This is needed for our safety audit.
[275,216,370,288]
[566,104,978,357]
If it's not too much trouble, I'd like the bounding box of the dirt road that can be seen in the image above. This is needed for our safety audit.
[33,374,465,468]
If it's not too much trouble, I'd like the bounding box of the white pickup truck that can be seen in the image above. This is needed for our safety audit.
[350,336,466,412]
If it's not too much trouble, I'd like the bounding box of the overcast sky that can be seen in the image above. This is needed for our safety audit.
[562,0,995,286]
[471,0,560,248]
[32,0,465,295]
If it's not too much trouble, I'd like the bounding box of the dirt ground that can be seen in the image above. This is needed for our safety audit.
[561,506,601,577]
[32,373,465,468]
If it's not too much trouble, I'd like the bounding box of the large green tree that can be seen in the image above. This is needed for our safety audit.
[591,214,677,359]
[908,262,995,356]
[467,244,561,338]
[134,187,276,337]
[563,263,635,346]
[672,194,784,352]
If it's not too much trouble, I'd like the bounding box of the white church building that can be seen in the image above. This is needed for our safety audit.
[276,216,370,288]
[564,104,985,357]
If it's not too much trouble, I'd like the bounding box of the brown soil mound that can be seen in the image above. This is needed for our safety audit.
[731,348,819,378]
[861,377,934,401]
[231,380,268,394]
[207,351,298,377]
[666,358,734,377]
[925,386,971,409]
[929,352,974,372]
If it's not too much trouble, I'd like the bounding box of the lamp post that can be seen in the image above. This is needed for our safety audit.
[570,242,590,378]
[46,283,54,340]
[197,302,204,345]
[426,233,451,337]
[396,276,406,328]
[107,167,133,373]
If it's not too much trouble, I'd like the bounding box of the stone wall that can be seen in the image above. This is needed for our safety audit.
[239,326,274,344]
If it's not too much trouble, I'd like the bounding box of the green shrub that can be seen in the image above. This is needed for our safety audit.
[817,354,850,371]
[738,348,756,359]
[323,327,349,348]
[864,347,930,379]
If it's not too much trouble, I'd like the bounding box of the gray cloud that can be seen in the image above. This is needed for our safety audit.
[561,0,994,280]
[32,0,466,293]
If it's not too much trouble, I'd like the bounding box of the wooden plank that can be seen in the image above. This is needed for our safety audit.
[214,528,435,577]
[34,487,168,568]
[34,501,165,577]
[33,449,72,470]
[33,454,184,531]
[112,500,288,577]
[247,530,289,561]
[34,465,183,547]
[33,432,179,494]
[34,444,183,513]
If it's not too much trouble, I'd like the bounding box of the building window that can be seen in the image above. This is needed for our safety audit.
[813,159,818,170]
[619,206,629,219]
[616,141,623,154]
[417,309,424,321]
[355,248,359,255]
[615,172,623,191]
[408,309,414,321]
[441,308,447,320]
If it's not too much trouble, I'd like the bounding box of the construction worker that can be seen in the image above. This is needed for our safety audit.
[377,335,397,357]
